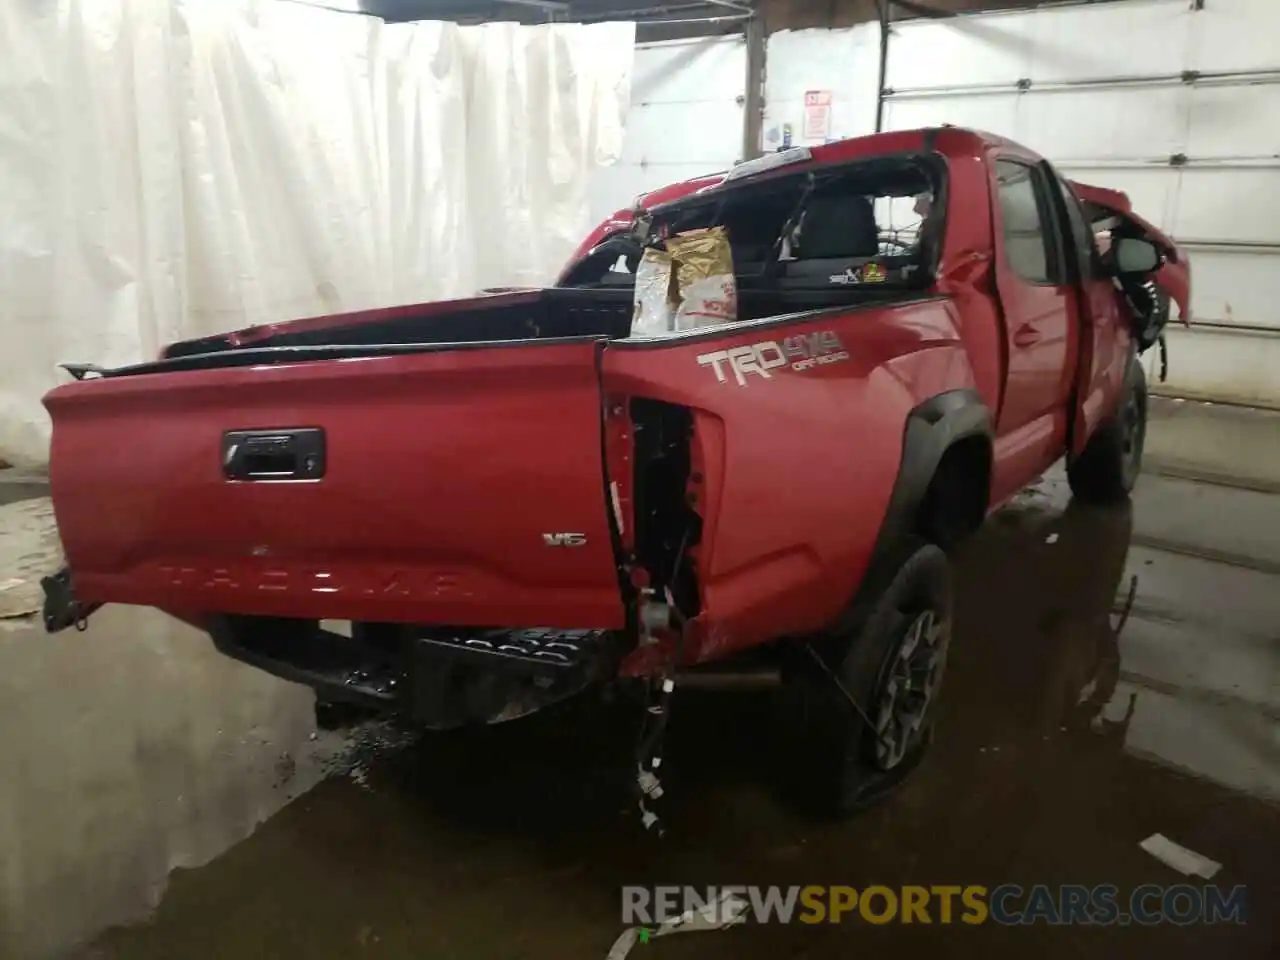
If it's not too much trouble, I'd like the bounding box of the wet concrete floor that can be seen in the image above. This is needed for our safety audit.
[0,472,1276,959]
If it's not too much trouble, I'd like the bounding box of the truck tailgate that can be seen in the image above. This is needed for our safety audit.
[43,342,625,629]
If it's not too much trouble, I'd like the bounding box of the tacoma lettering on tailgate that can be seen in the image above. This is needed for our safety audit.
[158,564,473,599]
[696,330,849,386]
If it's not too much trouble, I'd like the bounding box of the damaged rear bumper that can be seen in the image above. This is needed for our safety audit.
[40,569,628,727]
[208,617,626,729]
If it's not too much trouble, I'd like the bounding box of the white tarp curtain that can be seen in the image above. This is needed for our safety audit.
[0,0,635,467]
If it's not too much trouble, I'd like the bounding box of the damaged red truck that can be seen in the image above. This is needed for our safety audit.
[41,128,1188,814]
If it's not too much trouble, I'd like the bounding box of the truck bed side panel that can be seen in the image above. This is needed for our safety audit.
[603,298,976,663]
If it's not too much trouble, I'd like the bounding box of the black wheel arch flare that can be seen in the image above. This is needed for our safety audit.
[846,388,993,622]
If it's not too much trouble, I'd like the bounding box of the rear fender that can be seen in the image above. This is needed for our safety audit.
[603,299,979,670]
[836,389,992,629]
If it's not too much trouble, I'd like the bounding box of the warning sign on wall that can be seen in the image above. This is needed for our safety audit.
[802,90,832,141]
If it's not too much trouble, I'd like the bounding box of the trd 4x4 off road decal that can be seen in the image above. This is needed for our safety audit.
[696,331,850,386]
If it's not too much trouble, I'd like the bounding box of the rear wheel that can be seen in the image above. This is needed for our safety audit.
[1068,360,1147,503]
[778,542,952,816]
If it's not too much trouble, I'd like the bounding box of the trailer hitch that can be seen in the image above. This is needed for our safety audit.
[40,567,100,633]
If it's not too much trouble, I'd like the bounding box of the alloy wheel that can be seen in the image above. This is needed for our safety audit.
[873,609,948,770]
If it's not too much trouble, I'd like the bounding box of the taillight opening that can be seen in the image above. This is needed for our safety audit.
[630,398,703,619]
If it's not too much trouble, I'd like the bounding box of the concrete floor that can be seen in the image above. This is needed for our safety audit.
[1,464,1277,957]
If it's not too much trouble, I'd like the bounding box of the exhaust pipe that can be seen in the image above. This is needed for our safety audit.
[673,667,780,690]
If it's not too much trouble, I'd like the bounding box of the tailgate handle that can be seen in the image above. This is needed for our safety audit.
[223,429,325,481]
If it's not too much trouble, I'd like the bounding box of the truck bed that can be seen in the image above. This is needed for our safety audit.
[160,287,635,360]
[43,272,938,654]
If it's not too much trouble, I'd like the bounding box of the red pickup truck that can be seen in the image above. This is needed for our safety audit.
[41,127,1187,815]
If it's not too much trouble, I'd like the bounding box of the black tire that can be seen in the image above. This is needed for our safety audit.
[777,542,953,816]
[1068,360,1147,503]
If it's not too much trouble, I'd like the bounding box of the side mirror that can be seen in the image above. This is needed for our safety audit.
[1112,237,1161,275]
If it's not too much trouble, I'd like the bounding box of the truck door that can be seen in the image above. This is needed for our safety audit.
[1049,175,1130,458]
[990,158,1079,449]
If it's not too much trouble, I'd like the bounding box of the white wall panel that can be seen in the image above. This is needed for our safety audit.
[1022,0,1190,82]
[619,102,743,167]
[1190,0,1280,74]
[1055,166,1179,233]
[1148,327,1280,409]
[634,35,746,100]
[1019,87,1184,161]
[620,0,1280,405]
[885,16,1031,90]
[1185,84,1280,160]
[883,93,1019,141]
[1172,169,1280,244]
[764,27,879,146]
[1186,250,1280,328]
[873,0,1280,405]
[587,36,744,223]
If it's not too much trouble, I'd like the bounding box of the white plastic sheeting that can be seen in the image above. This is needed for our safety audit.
[0,1,634,467]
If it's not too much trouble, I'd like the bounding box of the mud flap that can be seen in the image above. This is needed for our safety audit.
[40,567,101,633]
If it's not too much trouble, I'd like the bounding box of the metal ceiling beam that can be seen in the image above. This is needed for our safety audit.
[698,0,753,12]
[580,2,726,18]
[742,4,764,161]
[577,1,752,18]
[356,1,767,26]
[281,0,379,15]
[875,0,890,131]
[496,0,571,10]
[889,0,953,20]
[576,3,753,24]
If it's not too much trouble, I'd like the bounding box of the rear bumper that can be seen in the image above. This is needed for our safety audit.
[208,616,625,729]
[42,568,628,727]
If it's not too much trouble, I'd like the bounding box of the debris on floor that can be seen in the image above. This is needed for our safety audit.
[1139,833,1222,879]
[0,496,63,622]
[605,890,748,960]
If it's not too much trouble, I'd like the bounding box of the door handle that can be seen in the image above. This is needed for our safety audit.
[1013,324,1041,348]
[223,428,326,481]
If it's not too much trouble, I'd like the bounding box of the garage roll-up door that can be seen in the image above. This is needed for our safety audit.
[882,0,1280,408]
[588,35,746,224]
